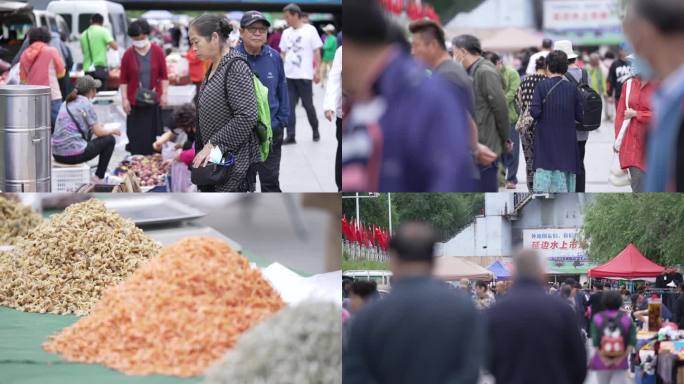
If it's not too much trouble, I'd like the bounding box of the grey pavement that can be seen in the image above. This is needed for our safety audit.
[501,116,632,193]
[174,194,334,275]
[90,84,337,192]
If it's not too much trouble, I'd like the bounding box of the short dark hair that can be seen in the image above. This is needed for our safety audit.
[283,3,302,16]
[568,58,577,64]
[350,280,378,299]
[172,103,196,131]
[409,19,446,51]
[483,51,501,65]
[542,38,553,49]
[475,280,488,290]
[560,284,573,298]
[535,55,547,71]
[602,291,623,310]
[91,13,104,25]
[127,20,146,37]
[345,0,391,47]
[137,19,151,35]
[389,221,438,263]
[28,27,51,44]
[634,0,684,34]
[546,50,569,74]
[604,51,616,60]
[452,34,482,55]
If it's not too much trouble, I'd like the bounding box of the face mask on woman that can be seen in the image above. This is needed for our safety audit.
[132,38,149,49]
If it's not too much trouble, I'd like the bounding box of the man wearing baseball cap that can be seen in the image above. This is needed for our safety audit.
[235,11,289,192]
[280,3,323,144]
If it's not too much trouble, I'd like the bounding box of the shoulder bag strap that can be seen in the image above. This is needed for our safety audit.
[65,102,89,142]
[85,29,94,68]
[543,77,566,105]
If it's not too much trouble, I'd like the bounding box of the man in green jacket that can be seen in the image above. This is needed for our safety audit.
[453,35,511,192]
[485,51,521,189]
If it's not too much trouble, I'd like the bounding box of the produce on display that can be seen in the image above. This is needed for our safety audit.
[43,237,285,377]
[204,301,342,384]
[0,199,160,315]
[114,154,170,187]
[0,196,42,245]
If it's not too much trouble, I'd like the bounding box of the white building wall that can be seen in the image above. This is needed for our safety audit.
[446,0,535,29]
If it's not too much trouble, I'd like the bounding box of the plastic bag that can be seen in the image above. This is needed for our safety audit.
[609,154,630,187]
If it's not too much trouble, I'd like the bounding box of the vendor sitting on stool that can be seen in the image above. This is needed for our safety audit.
[52,75,121,184]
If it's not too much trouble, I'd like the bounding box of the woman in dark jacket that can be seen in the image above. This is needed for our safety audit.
[530,50,583,193]
[189,14,260,192]
[120,19,168,155]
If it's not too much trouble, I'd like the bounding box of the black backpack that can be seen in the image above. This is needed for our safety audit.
[565,69,603,131]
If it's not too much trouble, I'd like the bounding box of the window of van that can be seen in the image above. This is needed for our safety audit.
[0,17,32,41]
[107,15,118,37]
[116,14,126,38]
[39,15,48,29]
[78,13,95,34]
[48,16,59,34]
[59,14,72,33]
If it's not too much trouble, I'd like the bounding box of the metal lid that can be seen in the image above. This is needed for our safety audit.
[0,85,51,96]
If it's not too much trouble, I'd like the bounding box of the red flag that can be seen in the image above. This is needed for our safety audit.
[407,2,421,20]
[341,215,348,240]
[423,4,440,23]
[349,219,357,243]
[390,0,403,15]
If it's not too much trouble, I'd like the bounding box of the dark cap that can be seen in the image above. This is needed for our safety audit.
[241,11,271,28]
[75,75,101,94]
[283,3,302,15]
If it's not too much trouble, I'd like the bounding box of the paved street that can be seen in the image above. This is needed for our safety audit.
[502,116,632,193]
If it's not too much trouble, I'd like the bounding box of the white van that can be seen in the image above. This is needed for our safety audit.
[343,270,393,291]
[46,0,128,67]
[33,10,70,38]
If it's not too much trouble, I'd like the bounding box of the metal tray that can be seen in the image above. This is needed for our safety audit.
[103,196,205,227]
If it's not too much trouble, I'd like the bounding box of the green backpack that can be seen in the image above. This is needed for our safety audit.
[225,56,272,162]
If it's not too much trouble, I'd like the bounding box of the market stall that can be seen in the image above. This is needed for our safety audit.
[588,243,666,279]
[586,244,683,384]
[433,257,494,281]
[0,196,341,384]
[487,260,512,280]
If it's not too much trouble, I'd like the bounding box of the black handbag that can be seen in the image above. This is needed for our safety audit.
[190,151,235,187]
[135,85,158,106]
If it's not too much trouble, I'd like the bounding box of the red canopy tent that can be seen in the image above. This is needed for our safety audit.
[587,243,666,278]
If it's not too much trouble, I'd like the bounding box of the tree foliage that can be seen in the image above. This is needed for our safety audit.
[425,0,486,22]
[342,193,484,242]
[581,194,684,266]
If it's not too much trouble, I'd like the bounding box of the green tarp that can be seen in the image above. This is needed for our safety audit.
[0,250,274,384]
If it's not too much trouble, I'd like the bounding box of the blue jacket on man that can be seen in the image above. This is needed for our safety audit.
[236,42,289,133]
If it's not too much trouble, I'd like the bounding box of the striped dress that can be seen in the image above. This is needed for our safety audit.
[196,49,260,192]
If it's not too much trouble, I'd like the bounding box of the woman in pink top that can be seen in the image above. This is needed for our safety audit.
[20,27,65,131]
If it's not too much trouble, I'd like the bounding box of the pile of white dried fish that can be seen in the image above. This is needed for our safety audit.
[0,196,42,245]
[0,199,160,315]
[204,301,342,384]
